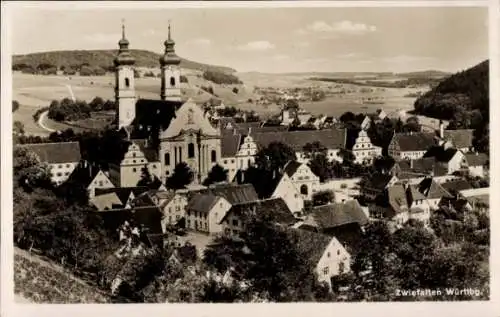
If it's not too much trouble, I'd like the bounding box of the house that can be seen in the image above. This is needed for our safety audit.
[288,228,351,289]
[441,129,474,153]
[149,190,189,231]
[64,162,115,199]
[220,130,242,181]
[379,178,452,226]
[423,147,467,175]
[271,173,305,217]
[440,178,474,194]
[253,128,347,164]
[361,173,398,200]
[350,130,382,164]
[92,187,149,211]
[388,132,438,160]
[298,200,368,255]
[17,141,81,186]
[220,197,297,237]
[185,183,259,234]
[464,152,489,177]
[281,160,320,200]
[109,140,162,188]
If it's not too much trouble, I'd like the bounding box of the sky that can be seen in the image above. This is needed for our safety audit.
[9,5,489,73]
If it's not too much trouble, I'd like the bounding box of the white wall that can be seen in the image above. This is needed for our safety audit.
[49,162,78,186]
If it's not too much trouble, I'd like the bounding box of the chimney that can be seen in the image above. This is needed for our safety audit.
[248,127,252,135]
[439,120,444,139]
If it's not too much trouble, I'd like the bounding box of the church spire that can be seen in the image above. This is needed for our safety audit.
[114,19,135,66]
[160,20,181,66]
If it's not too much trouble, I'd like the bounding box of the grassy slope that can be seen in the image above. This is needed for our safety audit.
[13,49,236,73]
[14,247,112,303]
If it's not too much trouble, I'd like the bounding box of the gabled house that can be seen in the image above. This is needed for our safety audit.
[185,183,259,234]
[92,187,149,211]
[16,141,82,186]
[64,162,115,199]
[298,200,368,255]
[220,130,242,181]
[288,228,351,289]
[350,130,382,164]
[423,147,467,175]
[280,160,320,200]
[441,129,474,153]
[388,132,438,160]
[464,152,489,177]
[271,172,305,217]
[361,173,398,200]
[220,197,297,237]
[150,190,189,230]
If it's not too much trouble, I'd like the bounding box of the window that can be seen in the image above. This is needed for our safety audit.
[56,172,62,177]
[232,219,239,227]
[168,207,172,213]
[187,210,191,216]
[132,168,137,172]
[327,252,331,258]
[233,230,239,235]
[231,159,235,163]
[211,150,217,162]
[337,250,340,256]
[339,262,345,274]
[176,215,180,220]
[132,153,136,158]
[169,216,172,223]
[58,164,63,168]
[170,76,176,87]
[152,164,156,169]
[133,160,136,163]
[125,78,130,87]
[323,267,329,275]
[65,172,69,176]
[176,206,180,212]
[98,181,103,187]
[300,184,308,195]
[165,153,170,165]
[188,143,195,158]
[66,164,70,168]
[224,160,228,164]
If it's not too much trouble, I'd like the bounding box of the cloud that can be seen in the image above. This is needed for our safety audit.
[83,33,121,44]
[142,29,157,36]
[297,20,377,36]
[272,54,290,61]
[236,40,275,51]
[381,55,435,63]
[186,38,212,47]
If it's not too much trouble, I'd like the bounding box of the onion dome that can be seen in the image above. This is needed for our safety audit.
[159,23,181,66]
[114,22,136,66]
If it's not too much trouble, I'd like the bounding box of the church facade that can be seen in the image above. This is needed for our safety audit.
[113,23,221,185]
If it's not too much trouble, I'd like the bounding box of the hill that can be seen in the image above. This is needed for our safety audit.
[413,60,489,121]
[14,247,114,303]
[13,49,237,73]
[397,70,451,78]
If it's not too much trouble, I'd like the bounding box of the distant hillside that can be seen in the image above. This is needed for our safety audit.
[13,49,237,73]
[397,70,451,79]
[413,60,489,121]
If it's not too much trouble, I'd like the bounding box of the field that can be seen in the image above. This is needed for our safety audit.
[14,247,112,303]
[13,71,429,136]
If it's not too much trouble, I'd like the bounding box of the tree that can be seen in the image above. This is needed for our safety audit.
[166,162,194,190]
[312,190,335,206]
[13,100,20,112]
[232,87,239,94]
[403,116,422,132]
[13,121,25,135]
[254,142,296,178]
[13,147,52,190]
[308,154,332,182]
[203,164,228,186]
[137,165,162,189]
[203,217,324,301]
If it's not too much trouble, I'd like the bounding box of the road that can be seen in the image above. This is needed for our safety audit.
[37,111,57,133]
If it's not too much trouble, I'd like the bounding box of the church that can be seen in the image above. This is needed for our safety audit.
[111,23,221,186]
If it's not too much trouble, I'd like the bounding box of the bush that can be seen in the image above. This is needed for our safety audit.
[232,87,239,94]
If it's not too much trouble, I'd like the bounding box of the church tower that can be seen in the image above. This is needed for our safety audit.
[159,23,182,102]
[114,21,136,129]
